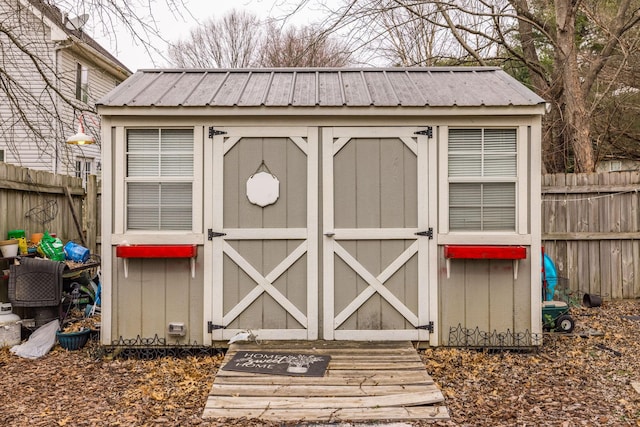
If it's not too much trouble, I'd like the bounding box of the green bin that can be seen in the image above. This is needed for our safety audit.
[7,230,25,239]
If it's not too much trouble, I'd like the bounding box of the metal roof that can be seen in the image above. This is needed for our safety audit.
[97,67,546,108]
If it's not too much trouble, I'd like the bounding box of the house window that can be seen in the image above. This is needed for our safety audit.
[0,149,4,162]
[126,128,194,231]
[448,128,517,231]
[76,63,89,102]
[609,161,622,172]
[75,158,93,187]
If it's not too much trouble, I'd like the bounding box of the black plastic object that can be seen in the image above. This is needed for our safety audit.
[9,257,65,307]
[583,293,602,308]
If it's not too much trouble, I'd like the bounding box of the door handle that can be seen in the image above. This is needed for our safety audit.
[324,232,335,237]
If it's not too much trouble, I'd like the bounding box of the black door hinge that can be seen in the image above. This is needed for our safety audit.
[208,229,226,240]
[414,127,433,138]
[415,228,433,239]
[417,321,434,333]
[209,127,227,138]
[208,322,225,333]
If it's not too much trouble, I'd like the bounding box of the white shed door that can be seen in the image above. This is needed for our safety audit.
[207,127,318,341]
[206,126,434,342]
[322,127,432,341]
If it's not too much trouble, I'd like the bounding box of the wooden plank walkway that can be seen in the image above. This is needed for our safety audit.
[203,340,449,423]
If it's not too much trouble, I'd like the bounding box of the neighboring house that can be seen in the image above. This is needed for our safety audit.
[596,158,640,173]
[98,67,546,347]
[0,0,131,184]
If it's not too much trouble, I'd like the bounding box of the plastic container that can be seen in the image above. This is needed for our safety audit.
[64,241,90,263]
[17,237,28,255]
[0,302,21,347]
[0,239,19,258]
[583,293,602,308]
[30,233,44,244]
[56,329,91,350]
[8,229,25,239]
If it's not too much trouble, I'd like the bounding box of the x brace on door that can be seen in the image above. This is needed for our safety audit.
[221,241,308,328]
[332,240,420,329]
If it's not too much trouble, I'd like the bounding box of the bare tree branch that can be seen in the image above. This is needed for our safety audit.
[0,0,190,173]
[168,10,263,68]
[291,0,640,172]
[167,9,353,68]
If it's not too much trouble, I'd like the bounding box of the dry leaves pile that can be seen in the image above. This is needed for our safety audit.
[423,299,640,427]
[0,300,639,426]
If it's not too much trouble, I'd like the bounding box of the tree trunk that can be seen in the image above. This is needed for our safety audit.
[554,1,595,172]
[512,0,557,173]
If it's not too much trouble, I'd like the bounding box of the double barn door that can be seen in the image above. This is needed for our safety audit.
[206,126,434,341]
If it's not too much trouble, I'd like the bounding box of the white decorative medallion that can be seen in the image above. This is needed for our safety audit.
[246,171,280,207]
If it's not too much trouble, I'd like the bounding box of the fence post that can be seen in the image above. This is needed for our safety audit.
[85,174,98,254]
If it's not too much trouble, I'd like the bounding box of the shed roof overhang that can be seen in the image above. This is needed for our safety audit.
[97,104,546,118]
[97,67,547,114]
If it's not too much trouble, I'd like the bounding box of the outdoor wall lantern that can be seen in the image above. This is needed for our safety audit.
[66,114,95,145]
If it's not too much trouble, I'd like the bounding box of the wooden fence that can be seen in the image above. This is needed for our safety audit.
[542,171,640,300]
[0,163,98,254]
[3,163,640,300]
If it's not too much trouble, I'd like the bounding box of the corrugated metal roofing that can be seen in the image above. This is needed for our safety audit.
[97,67,546,108]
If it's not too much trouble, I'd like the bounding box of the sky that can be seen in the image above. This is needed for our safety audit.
[92,0,329,71]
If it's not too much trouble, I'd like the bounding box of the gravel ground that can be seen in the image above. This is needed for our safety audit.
[1,299,639,426]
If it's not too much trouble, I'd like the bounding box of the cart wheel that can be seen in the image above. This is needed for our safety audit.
[555,314,575,333]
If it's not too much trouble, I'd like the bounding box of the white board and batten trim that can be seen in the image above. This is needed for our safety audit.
[202,125,217,344]
[425,125,440,346]
[529,120,543,335]
[517,125,529,235]
[321,127,335,342]
[307,129,320,341]
[100,116,114,344]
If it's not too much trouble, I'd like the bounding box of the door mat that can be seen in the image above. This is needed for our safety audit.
[222,351,331,377]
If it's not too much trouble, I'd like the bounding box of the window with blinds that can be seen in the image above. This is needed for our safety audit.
[448,128,517,231]
[126,129,194,230]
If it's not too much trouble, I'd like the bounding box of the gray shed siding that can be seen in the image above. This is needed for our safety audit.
[439,252,533,345]
[112,251,204,343]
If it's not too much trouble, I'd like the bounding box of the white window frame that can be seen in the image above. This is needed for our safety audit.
[609,161,622,172]
[76,63,89,103]
[75,157,93,189]
[112,127,204,236]
[439,124,529,242]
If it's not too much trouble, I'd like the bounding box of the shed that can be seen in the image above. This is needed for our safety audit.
[97,67,546,347]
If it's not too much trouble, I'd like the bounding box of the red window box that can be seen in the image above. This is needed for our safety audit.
[116,244,197,259]
[444,245,527,279]
[444,245,526,260]
[116,245,197,278]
